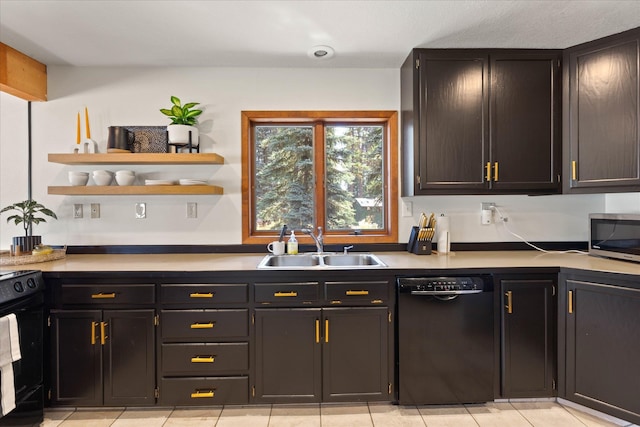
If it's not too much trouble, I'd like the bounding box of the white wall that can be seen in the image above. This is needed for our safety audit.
[2,65,634,249]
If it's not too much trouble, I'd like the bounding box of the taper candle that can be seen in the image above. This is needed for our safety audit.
[76,112,81,144]
[85,107,91,139]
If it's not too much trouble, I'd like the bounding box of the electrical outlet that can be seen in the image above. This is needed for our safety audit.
[401,200,413,217]
[187,202,197,219]
[90,203,100,219]
[481,202,495,225]
[135,202,146,219]
[73,204,83,219]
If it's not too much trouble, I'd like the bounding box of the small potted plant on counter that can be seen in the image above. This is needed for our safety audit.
[1,199,57,254]
[160,96,203,150]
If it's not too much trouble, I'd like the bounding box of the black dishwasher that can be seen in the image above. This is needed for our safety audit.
[396,276,495,405]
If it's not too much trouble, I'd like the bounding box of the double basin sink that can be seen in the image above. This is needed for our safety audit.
[257,253,387,269]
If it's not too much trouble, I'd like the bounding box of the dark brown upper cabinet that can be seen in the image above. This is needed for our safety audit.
[564,27,640,193]
[401,49,562,195]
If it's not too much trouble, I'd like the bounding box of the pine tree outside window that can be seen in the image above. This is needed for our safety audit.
[242,111,398,245]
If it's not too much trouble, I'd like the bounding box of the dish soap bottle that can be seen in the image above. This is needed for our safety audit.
[287,231,298,255]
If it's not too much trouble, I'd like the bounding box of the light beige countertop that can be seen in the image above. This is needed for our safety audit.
[13,250,640,276]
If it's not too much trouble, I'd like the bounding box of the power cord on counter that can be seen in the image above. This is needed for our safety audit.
[492,205,588,255]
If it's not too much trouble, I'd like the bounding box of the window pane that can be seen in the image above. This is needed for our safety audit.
[325,125,384,231]
[254,126,315,231]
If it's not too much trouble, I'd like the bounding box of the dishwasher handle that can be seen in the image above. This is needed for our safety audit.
[409,290,484,296]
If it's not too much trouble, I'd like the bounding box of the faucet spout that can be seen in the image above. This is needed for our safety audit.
[301,227,324,253]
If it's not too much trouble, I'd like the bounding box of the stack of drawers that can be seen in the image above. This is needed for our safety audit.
[159,282,249,405]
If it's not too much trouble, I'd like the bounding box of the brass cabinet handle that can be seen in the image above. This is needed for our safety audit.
[486,162,492,181]
[91,292,116,299]
[91,321,98,345]
[274,291,298,297]
[505,291,513,314]
[191,322,215,329]
[191,356,215,363]
[371,299,383,304]
[325,319,329,343]
[190,292,214,298]
[572,161,577,180]
[568,290,574,314]
[315,319,320,343]
[100,321,107,345]
[494,162,499,181]
[346,290,369,296]
[190,390,215,398]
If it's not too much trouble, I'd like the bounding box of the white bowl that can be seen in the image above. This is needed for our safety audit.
[92,174,113,186]
[115,174,135,186]
[68,172,89,186]
[92,170,113,177]
[115,170,135,176]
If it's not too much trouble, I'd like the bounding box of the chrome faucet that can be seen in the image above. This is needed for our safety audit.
[301,227,324,253]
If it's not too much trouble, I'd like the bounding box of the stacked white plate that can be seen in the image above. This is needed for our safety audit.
[145,179,176,186]
[179,179,207,186]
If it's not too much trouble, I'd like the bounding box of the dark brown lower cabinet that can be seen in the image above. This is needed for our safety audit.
[50,309,155,406]
[253,307,389,403]
[562,276,640,424]
[499,276,556,398]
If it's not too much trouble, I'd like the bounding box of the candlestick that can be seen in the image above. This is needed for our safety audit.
[76,112,81,144]
[85,107,91,139]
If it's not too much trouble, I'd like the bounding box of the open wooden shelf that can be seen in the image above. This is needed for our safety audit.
[48,153,224,165]
[48,185,224,196]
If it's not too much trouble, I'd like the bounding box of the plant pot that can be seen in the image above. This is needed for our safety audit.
[13,235,42,254]
[167,124,199,146]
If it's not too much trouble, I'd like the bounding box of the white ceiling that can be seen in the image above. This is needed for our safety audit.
[1,0,639,68]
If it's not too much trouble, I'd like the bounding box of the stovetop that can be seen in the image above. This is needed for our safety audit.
[0,269,44,305]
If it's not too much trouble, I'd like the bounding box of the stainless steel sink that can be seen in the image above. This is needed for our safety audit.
[257,253,386,269]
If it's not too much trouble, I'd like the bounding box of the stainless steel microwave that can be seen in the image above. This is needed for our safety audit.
[589,213,640,263]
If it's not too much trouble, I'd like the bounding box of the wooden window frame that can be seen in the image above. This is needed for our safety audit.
[241,110,398,245]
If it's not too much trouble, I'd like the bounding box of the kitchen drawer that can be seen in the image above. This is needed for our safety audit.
[325,281,389,304]
[161,283,248,305]
[159,376,248,405]
[161,342,249,376]
[60,284,155,305]
[255,282,320,304]
[161,309,248,340]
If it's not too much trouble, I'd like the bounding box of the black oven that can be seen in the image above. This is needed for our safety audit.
[0,270,44,427]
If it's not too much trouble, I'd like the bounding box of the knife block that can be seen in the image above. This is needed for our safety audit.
[407,226,432,255]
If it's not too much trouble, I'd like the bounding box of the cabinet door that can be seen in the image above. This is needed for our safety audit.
[253,308,321,403]
[103,309,155,406]
[322,307,389,402]
[490,52,561,192]
[565,280,640,424]
[567,29,640,191]
[50,310,102,406]
[417,50,490,193]
[500,278,556,398]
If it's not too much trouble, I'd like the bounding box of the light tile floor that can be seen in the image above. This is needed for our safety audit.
[36,401,639,427]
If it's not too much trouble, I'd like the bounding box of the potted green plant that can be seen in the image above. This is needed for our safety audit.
[160,96,203,147]
[1,199,57,253]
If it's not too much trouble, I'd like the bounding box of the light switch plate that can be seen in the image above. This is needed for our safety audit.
[401,200,413,217]
[187,202,197,218]
[73,204,83,219]
[135,202,146,219]
[90,203,100,219]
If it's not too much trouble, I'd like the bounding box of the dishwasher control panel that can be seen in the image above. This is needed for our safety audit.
[397,276,489,294]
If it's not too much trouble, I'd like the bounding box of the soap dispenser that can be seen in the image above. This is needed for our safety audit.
[287,231,298,255]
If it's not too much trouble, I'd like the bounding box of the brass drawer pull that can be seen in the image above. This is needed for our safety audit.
[91,292,116,299]
[190,322,215,329]
[486,162,492,181]
[346,290,369,296]
[190,292,214,298]
[494,162,499,182]
[190,390,215,398]
[371,299,383,304]
[572,161,577,180]
[568,290,574,314]
[325,319,329,343]
[100,321,108,345]
[91,321,98,345]
[315,319,320,343]
[274,291,298,297]
[505,291,513,314]
[191,356,215,363]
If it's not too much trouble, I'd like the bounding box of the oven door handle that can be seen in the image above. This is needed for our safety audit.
[409,290,483,296]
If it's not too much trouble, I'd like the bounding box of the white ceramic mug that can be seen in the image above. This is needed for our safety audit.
[267,241,285,256]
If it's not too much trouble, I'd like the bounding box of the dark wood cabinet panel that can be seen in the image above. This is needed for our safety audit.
[103,309,155,406]
[161,309,248,341]
[565,28,640,192]
[499,277,556,398]
[50,310,102,406]
[563,278,640,424]
[254,308,322,403]
[161,343,249,376]
[159,377,248,406]
[322,307,389,402]
[402,49,561,195]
